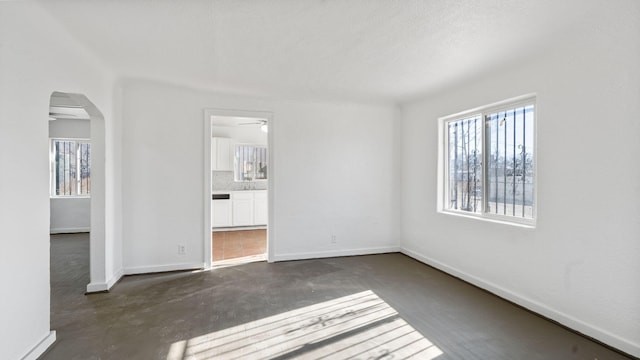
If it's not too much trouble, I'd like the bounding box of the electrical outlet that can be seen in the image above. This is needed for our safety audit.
[177,244,186,255]
[331,235,337,244]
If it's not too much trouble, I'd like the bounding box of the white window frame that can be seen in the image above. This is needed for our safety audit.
[438,94,537,227]
[50,138,91,198]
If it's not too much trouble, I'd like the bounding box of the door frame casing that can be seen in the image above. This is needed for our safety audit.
[203,108,274,268]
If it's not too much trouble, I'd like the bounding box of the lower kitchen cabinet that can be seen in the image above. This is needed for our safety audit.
[211,199,232,227]
[253,191,268,225]
[212,190,267,228]
[232,192,254,226]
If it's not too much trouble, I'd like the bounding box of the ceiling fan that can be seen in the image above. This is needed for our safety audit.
[48,106,90,121]
[238,119,268,133]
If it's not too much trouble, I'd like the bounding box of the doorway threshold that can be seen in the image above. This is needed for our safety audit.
[211,253,266,269]
[212,225,266,232]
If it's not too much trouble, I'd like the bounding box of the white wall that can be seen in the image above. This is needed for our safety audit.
[212,124,267,145]
[271,100,401,260]
[50,198,91,234]
[400,3,640,357]
[120,79,400,272]
[49,119,91,233]
[0,3,120,359]
[48,118,90,139]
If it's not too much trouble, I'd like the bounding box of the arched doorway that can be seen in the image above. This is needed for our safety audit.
[48,92,106,293]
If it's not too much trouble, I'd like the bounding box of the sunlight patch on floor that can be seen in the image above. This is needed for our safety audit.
[211,253,267,269]
[167,290,443,360]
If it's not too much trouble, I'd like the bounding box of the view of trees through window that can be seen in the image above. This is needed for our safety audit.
[446,103,534,220]
[486,105,535,218]
[51,139,91,196]
[447,115,483,213]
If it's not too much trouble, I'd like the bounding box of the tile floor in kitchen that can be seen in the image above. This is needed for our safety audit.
[212,229,266,262]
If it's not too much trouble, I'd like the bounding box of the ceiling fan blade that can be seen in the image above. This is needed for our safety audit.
[49,112,78,118]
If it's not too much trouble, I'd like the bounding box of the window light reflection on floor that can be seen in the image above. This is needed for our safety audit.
[167,290,443,360]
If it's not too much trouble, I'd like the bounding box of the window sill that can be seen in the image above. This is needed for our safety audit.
[438,209,536,229]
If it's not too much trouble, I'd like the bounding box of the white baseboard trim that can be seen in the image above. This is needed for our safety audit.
[88,264,203,292]
[85,268,124,293]
[86,281,108,293]
[401,247,640,358]
[272,246,400,262]
[21,331,56,360]
[50,227,90,234]
[107,268,125,289]
[123,262,204,275]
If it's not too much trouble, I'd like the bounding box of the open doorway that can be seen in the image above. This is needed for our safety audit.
[204,109,272,268]
[49,92,92,317]
[48,92,107,295]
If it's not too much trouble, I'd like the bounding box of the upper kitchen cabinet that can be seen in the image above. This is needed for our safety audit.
[234,144,268,181]
[212,137,233,171]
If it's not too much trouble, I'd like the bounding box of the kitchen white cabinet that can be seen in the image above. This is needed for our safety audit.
[211,198,232,227]
[212,190,268,228]
[253,191,268,225]
[212,137,233,171]
[232,192,254,226]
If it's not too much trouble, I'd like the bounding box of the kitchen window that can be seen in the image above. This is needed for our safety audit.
[440,96,535,226]
[234,144,268,182]
[50,139,91,197]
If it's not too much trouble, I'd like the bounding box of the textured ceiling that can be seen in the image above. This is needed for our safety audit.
[37,0,604,103]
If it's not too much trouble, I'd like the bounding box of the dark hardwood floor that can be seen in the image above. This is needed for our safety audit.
[45,233,633,359]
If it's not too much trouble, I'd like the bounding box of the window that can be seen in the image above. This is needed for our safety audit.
[50,139,91,197]
[441,96,535,225]
[234,144,268,182]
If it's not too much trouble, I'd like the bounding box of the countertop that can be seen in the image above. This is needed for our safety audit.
[212,189,267,194]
